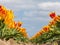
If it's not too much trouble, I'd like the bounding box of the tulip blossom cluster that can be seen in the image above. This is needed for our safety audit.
[30,12,60,40]
[0,5,27,37]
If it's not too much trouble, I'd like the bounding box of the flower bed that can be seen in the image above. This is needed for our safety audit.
[0,5,29,43]
[30,12,60,45]
[0,5,60,45]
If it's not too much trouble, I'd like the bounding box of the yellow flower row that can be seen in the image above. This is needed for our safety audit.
[30,25,50,40]
[0,5,28,37]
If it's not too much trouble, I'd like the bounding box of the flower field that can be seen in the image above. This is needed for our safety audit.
[30,12,60,45]
[0,5,29,43]
[0,5,60,45]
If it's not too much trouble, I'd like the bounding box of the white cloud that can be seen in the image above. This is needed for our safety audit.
[0,0,23,3]
[0,0,37,11]
[0,0,11,2]
[38,2,60,11]
[23,10,49,17]
[22,17,49,21]
[1,1,60,12]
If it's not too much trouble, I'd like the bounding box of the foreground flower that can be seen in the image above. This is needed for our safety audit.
[4,10,14,26]
[0,5,28,42]
[0,5,7,19]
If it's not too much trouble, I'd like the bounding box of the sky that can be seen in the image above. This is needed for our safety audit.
[0,0,60,37]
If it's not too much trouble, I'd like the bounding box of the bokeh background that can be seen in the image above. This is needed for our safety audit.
[0,0,60,37]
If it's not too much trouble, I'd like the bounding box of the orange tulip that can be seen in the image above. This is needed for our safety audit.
[49,20,56,26]
[17,22,22,27]
[43,26,50,32]
[53,16,60,22]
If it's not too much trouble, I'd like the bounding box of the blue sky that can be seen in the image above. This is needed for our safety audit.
[0,0,60,37]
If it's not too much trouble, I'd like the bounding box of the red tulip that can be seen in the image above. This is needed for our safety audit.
[49,12,56,18]
[0,5,2,8]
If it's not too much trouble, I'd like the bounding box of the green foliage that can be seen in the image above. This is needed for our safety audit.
[31,21,60,44]
[0,20,29,43]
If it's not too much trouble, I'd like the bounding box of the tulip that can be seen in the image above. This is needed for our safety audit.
[49,12,56,18]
